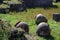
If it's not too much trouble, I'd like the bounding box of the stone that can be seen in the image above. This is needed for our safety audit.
[15,21,29,34]
[0,8,9,14]
[9,27,26,40]
[53,13,60,22]
[20,0,53,8]
[8,1,26,12]
[36,22,51,37]
[35,14,47,25]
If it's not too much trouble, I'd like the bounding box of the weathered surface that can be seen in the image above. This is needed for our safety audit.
[9,3,26,12]
[36,22,51,37]
[35,14,47,25]
[4,1,26,12]
[53,13,60,22]
[0,8,9,14]
[9,27,26,40]
[3,1,27,12]
[20,0,53,8]
[35,0,52,7]
[15,21,29,34]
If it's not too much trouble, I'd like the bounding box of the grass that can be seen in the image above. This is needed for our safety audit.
[0,2,60,40]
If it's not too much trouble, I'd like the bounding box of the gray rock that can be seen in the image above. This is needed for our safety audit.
[36,22,51,37]
[53,13,60,22]
[8,2,26,12]
[19,0,53,7]
[35,14,47,25]
[0,8,9,14]
[15,21,29,34]
[9,27,27,40]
